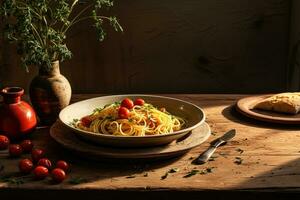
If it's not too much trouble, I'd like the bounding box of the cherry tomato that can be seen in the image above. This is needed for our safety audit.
[20,140,34,153]
[134,98,145,106]
[9,144,23,157]
[33,166,49,180]
[56,160,69,172]
[121,98,134,109]
[51,168,66,183]
[81,116,92,127]
[19,159,34,174]
[0,135,10,150]
[31,148,45,162]
[37,158,52,169]
[118,107,130,119]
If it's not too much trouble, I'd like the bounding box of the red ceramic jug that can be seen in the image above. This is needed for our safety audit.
[0,87,37,140]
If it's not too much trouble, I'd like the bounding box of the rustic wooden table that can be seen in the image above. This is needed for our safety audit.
[1,94,300,199]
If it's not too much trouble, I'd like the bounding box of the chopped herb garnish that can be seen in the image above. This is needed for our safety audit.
[211,132,217,136]
[105,116,113,120]
[68,177,87,185]
[234,157,243,165]
[128,118,133,122]
[69,118,79,126]
[93,108,103,113]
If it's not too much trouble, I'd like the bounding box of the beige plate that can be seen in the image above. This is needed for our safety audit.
[59,95,205,147]
[50,120,210,160]
[236,95,300,124]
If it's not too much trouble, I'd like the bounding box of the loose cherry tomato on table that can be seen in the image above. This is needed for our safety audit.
[56,160,69,172]
[134,98,145,106]
[80,116,92,127]
[31,148,45,162]
[51,168,66,183]
[19,159,34,174]
[37,158,52,169]
[0,135,10,150]
[33,166,49,180]
[118,107,130,119]
[121,98,134,109]
[20,139,34,153]
[9,144,23,157]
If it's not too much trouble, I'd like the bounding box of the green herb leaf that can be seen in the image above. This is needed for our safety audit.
[236,148,244,154]
[234,157,243,165]
[68,177,87,185]
[183,170,200,178]
[1,0,122,71]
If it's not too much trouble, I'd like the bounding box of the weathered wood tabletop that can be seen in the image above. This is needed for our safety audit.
[1,94,300,199]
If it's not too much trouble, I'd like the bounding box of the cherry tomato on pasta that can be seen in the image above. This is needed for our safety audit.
[118,107,130,119]
[134,98,145,106]
[81,116,92,127]
[121,98,134,109]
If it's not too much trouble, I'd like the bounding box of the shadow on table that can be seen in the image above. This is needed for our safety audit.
[42,133,185,184]
[221,105,300,130]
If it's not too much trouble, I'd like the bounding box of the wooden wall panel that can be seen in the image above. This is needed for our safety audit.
[0,0,291,93]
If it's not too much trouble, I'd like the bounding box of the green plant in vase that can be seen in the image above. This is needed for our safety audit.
[1,0,123,124]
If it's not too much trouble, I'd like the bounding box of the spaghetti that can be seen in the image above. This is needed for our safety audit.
[74,98,185,136]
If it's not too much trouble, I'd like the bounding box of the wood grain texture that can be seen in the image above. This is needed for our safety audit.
[1,94,300,194]
[0,0,291,93]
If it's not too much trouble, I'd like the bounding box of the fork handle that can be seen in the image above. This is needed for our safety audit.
[194,146,217,165]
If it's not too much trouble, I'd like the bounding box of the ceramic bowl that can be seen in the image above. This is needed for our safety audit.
[59,95,205,147]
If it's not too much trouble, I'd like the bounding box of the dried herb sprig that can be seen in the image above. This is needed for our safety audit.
[1,0,123,71]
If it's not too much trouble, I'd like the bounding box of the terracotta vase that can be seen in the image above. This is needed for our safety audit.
[29,61,72,125]
[0,87,37,140]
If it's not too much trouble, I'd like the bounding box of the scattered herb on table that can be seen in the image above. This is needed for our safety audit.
[143,173,148,177]
[0,177,25,185]
[234,157,243,165]
[183,169,200,178]
[208,156,218,161]
[183,167,214,178]
[68,177,87,185]
[161,168,180,180]
[211,132,217,136]
[126,175,136,179]
[236,148,244,154]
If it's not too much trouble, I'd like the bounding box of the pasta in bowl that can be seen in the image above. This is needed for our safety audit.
[59,95,205,147]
